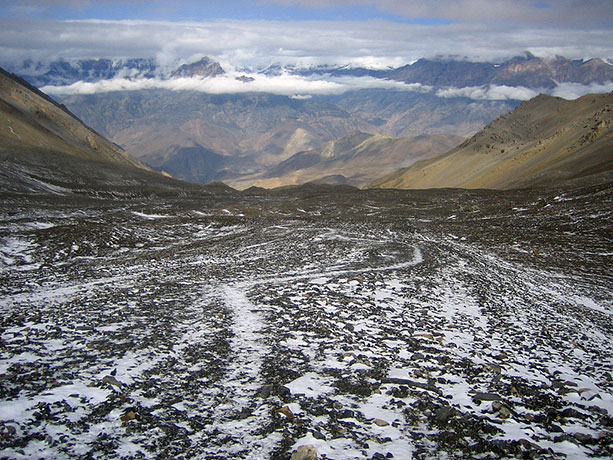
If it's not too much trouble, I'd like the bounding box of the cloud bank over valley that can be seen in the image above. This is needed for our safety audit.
[40,71,613,102]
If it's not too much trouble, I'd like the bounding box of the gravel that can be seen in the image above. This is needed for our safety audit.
[0,183,611,459]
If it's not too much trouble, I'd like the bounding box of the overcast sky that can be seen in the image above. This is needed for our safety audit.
[0,0,612,69]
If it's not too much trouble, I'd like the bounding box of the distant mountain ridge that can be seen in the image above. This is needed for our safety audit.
[368,92,613,190]
[6,53,612,190]
[7,53,613,92]
[11,58,159,87]
[387,53,613,89]
[169,57,225,79]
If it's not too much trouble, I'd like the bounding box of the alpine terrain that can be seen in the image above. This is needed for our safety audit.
[8,53,611,187]
[0,59,612,460]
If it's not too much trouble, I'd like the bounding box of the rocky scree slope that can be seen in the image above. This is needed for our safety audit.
[0,183,611,459]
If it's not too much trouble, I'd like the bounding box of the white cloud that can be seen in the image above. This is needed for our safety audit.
[435,82,613,101]
[39,72,429,96]
[485,85,540,101]
[0,18,611,71]
[267,0,613,27]
[436,85,539,101]
[551,81,613,100]
[40,69,610,101]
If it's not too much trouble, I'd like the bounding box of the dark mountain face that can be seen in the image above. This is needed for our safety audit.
[170,57,225,78]
[227,130,464,189]
[388,54,613,89]
[142,144,230,184]
[388,59,497,87]
[10,56,225,88]
[57,88,516,185]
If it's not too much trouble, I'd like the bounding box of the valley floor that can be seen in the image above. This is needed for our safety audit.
[0,185,612,459]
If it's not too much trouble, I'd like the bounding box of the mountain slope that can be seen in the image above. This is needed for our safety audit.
[0,67,207,195]
[368,92,613,190]
[141,142,231,183]
[388,54,613,89]
[227,131,464,189]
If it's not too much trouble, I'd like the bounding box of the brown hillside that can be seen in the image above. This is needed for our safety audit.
[0,67,147,169]
[368,93,613,190]
[227,132,464,190]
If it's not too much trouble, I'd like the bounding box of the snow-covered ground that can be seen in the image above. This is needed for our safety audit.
[0,187,611,459]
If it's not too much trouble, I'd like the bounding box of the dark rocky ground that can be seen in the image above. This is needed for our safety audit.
[0,183,612,459]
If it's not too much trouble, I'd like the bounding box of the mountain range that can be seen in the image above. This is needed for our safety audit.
[1,61,612,197]
[386,54,613,88]
[10,53,613,89]
[4,53,612,189]
[368,92,613,190]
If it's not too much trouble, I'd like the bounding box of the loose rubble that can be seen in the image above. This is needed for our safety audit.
[0,184,612,459]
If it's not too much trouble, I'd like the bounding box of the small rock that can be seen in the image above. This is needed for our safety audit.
[120,410,136,422]
[277,385,291,398]
[473,392,501,403]
[519,438,541,451]
[557,387,576,396]
[312,430,325,440]
[291,444,317,460]
[414,332,434,340]
[486,364,502,374]
[549,424,564,433]
[573,432,596,444]
[102,375,122,388]
[433,406,456,425]
[258,384,275,398]
[373,418,390,427]
[560,407,582,419]
[491,401,512,418]
[554,434,576,444]
[277,405,294,420]
[258,384,290,399]
[588,405,608,416]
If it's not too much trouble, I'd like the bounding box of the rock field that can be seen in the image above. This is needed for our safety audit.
[1,184,612,459]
